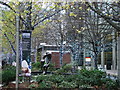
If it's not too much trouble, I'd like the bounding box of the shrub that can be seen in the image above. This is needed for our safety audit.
[80,69,106,78]
[37,75,58,88]
[58,81,77,88]
[38,81,49,88]
[55,68,64,74]
[78,69,118,88]
[64,74,78,82]
[104,78,118,89]
[78,69,106,86]
[47,63,55,72]
[36,69,118,89]
[36,75,50,83]
[48,75,64,84]
[32,62,41,69]
[62,64,72,72]
[32,62,41,71]
[55,64,73,74]
[2,65,16,85]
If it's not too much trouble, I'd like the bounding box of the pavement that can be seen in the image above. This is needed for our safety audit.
[78,66,118,76]
[106,70,118,76]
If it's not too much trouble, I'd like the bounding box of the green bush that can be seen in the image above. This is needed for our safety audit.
[48,75,64,84]
[62,64,72,72]
[78,69,106,86]
[38,81,49,88]
[36,75,50,83]
[36,69,118,89]
[55,64,73,74]
[47,63,55,72]
[104,78,118,89]
[58,81,77,88]
[32,62,41,69]
[2,65,16,85]
[37,75,58,88]
[32,62,41,71]
[55,68,64,74]
[80,69,106,78]
[64,74,77,82]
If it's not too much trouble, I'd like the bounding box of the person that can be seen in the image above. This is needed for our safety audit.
[21,60,30,76]
[12,61,16,66]
[21,60,31,82]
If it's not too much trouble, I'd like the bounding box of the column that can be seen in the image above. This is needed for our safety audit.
[112,31,116,70]
[101,50,105,69]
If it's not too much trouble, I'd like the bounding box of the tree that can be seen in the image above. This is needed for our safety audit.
[0,1,64,64]
[86,1,120,83]
[82,9,114,69]
[65,2,85,66]
[86,2,120,31]
[0,1,63,48]
[1,9,16,55]
[63,2,114,69]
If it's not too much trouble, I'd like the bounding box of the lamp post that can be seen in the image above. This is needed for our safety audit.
[16,1,20,90]
[16,2,20,89]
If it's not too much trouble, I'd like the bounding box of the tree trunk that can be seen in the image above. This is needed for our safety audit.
[4,33,16,55]
[35,38,38,63]
[83,49,86,67]
[101,50,105,69]
[94,54,98,69]
[117,33,120,84]
[59,40,63,67]
[112,31,116,70]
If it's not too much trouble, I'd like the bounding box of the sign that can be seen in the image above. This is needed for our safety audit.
[21,30,32,76]
[85,57,91,62]
[22,33,30,38]
[85,57,91,66]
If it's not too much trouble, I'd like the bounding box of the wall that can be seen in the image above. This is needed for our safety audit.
[51,52,71,68]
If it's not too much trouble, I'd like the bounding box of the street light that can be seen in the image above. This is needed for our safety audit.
[16,5,19,89]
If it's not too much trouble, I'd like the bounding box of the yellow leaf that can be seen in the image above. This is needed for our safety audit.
[44,15,47,17]
[73,26,75,28]
[65,4,70,9]
[79,7,82,10]
[109,14,112,16]
[77,30,81,33]
[87,8,90,11]
[69,12,77,17]
[81,27,85,30]
[73,7,75,9]
[49,6,53,9]
[106,14,108,16]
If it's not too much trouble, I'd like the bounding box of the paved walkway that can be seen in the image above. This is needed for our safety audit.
[106,70,118,76]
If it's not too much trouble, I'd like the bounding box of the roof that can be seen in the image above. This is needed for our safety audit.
[46,50,70,53]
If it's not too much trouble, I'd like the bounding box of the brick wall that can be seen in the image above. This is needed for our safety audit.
[63,53,71,64]
[51,52,71,68]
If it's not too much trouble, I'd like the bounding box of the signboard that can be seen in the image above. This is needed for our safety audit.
[22,41,31,51]
[85,57,91,62]
[22,33,30,38]
[85,57,91,66]
[21,30,32,76]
